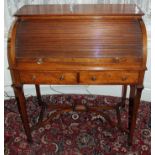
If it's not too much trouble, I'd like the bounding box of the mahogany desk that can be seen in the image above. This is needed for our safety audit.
[8,4,147,145]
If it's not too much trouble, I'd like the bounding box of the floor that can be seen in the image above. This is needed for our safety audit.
[4,94,151,155]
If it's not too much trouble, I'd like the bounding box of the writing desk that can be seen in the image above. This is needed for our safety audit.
[8,4,147,145]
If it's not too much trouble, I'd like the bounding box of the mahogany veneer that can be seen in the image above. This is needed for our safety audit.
[8,4,147,145]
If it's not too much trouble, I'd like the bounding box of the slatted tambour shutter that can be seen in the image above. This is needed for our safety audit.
[15,19,142,59]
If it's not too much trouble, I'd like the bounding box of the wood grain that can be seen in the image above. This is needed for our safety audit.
[16,19,142,59]
[14,4,144,17]
[80,71,139,84]
[19,71,77,84]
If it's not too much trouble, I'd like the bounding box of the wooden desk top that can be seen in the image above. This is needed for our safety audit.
[15,4,144,17]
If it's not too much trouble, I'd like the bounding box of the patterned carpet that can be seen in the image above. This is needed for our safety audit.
[5,95,151,155]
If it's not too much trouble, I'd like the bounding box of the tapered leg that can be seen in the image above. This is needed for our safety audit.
[13,84,32,142]
[35,84,46,122]
[128,85,136,131]
[129,85,143,145]
[35,84,42,106]
[121,85,127,107]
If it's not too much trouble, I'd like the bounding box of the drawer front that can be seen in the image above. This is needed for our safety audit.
[19,72,77,84]
[80,71,139,84]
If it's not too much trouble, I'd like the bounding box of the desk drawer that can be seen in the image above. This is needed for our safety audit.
[19,71,77,84]
[80,71,139,84]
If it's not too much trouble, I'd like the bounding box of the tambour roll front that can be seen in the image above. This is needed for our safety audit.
[8,4,147,145]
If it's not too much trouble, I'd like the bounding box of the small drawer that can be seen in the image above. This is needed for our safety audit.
[19,71,77,84]
[80,71,139,84]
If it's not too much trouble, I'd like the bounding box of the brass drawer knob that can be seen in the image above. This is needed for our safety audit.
[59,75,65,81]
[91,76,96,81]
[32,75,36,80]
[113,57,120,63]
[37,58,43,64]
[122,76,127,81]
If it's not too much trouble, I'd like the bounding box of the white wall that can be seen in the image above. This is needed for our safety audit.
[4,0,151,101]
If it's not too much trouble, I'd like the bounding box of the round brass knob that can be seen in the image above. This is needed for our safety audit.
[91,76,96,81]
[32,75,36,80]
[59,75,64,81]
[113,57,120,63]
[122,76,127,81]
[37,58,43,64]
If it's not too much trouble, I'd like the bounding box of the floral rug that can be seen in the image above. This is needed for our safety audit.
[5,95,151,155]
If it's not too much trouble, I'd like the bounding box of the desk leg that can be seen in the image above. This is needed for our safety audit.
[35,84,46,122]
[13,84,32,142]
[129,85,143,145]
[128,85,136,131]
[121,85,127,107]
[35,84,42,106]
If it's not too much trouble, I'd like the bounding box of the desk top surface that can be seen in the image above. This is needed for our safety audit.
[15,4,144,17]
